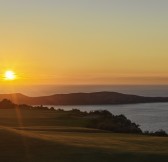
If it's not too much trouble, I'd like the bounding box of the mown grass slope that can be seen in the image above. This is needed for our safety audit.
[0,109,167,162]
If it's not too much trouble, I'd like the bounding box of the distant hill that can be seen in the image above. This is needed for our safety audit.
[0,92,168,105]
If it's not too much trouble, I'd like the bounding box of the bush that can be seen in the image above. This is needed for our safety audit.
[144,129,168,137]
[87,111,142,134]
[153,129,168,137]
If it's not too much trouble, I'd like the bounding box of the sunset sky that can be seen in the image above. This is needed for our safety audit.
[0,0,168,85]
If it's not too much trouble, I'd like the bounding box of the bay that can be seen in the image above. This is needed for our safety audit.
[46,103,168,133]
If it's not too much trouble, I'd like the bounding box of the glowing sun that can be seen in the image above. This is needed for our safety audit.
[4,71,16,80]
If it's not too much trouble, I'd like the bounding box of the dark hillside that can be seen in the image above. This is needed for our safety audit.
[0,92,168,105]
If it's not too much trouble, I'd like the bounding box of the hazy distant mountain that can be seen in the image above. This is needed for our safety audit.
[0,92,168,105]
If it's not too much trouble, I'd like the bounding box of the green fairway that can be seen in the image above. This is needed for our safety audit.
[0,109,167,162]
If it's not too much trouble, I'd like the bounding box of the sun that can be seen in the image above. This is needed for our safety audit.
[4,71,16,80]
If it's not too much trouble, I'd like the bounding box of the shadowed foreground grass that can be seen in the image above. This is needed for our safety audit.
[0,109,167,162]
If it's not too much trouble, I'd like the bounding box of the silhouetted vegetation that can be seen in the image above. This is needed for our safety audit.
[0,99,167,136]
[0,99,54,111]
[87,111,142,134]
[144,129,168,137]
[0,99,16,109]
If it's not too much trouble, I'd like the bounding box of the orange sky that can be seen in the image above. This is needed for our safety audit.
[0,1,168,85]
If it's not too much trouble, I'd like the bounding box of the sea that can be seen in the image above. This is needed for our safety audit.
[47,103,168,133]
[42,85,168,133]
[1,85,168,132]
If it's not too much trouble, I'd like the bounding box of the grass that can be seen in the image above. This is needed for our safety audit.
[0,109,167,162]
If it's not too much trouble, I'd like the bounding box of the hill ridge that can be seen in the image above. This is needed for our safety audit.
[0,91,168,105]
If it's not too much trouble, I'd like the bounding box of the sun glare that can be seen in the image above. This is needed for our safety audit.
[4,71,16,80]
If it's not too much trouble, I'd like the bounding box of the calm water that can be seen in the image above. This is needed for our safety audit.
[46,103,168,133]
[2,85,168,97]
[1,85,168,132]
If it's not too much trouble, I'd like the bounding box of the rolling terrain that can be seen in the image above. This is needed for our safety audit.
[0,92,168,105]
[0,109,167,162]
